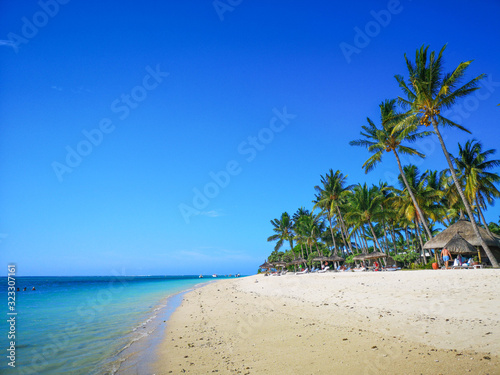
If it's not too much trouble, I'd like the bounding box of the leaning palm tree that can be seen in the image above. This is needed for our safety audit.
[350,99,434,239]
[267,212,295,257]
[453,139,500,233]
[394,44,499,267]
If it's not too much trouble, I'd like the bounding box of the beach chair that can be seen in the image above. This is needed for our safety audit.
[353,266,366,272]
[317,266,330,273]
[383,266,401,271]
[295,268,309,275]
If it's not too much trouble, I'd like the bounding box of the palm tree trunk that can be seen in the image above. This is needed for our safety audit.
[405,225,410,250]
[393,150,433,239]
[360,227,370,253]
[357,229,365,253]
[382,224,391,253]
[336,206,353,254]
[389,222,398,254]
[432,122,499,267]
[476,195,493,236]
[315,243,321,255]
[355,229,365,253]
[367,221,383,252]
[327,215,339,255]
[415,219,427,264]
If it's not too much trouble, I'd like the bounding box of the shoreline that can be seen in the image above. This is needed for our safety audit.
[153,270,499,374]
[113,279,214,375]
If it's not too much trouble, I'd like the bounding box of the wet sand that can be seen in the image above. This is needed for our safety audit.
[153,270,500,374]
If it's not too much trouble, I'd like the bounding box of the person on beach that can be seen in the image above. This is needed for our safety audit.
[441,247,452,269]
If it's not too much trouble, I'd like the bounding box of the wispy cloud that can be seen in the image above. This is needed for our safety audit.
[71,86,91,94]
[197,210,224,218]
[51,85,63,91]
[0,40,18,52]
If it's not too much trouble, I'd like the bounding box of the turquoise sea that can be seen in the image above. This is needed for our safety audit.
[0,275,228,374]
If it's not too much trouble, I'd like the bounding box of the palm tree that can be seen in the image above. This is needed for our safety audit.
[294,213,323,258]
[425,169,450,224]
[345,183,385,252]
[312,170,354,255]
[489,217,500,235]
[390,166,444,263]
[394,44,499,267]
[350,99,434,239]
[313,169,353,256]
[453,139,500,233]
[267,212,295,257]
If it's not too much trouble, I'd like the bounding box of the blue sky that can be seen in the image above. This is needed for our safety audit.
[1,0,499,276]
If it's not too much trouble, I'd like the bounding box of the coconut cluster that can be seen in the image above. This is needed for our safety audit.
[419,108,440,126]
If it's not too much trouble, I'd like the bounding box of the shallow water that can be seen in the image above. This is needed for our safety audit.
[0,275,220,374]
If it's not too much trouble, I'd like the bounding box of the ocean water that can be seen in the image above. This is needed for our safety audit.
[0,275,224,374]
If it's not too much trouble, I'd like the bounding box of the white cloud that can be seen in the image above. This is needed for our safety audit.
[197,210,224,218]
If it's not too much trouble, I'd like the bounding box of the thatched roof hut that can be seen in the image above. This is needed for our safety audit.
[423,218,500,249]
[444,233,477,255]
[423,217,500,262]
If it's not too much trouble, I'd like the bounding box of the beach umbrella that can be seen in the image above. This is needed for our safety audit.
[288,258,307,267]
[352,253,368,261]
[312,256,330,262]
[259,261,273,270]
[272,261,287,268]
[443,233,477,255]
[362,251,388,260]
[326,255,345,262]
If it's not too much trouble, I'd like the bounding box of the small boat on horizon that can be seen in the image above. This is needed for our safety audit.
[199,275,203,278]
[212,274,217,278]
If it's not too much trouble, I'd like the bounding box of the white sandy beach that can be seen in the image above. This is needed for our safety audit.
[154,270,500,374]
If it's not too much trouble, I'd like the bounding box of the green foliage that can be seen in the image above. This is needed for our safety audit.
[345,254,355,264]
[410,261,433,270]
[393,252,419,268]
